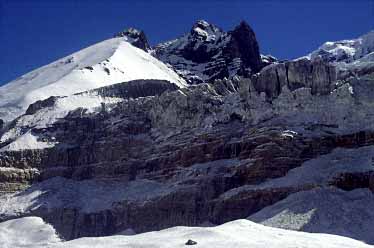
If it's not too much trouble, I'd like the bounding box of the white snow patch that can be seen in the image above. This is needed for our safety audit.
[0,131,54,151]
[0,217,60,248]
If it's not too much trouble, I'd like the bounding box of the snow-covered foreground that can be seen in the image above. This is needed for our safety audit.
[0,217,372,248]
[0,217,60,248]
[0,37,186,122]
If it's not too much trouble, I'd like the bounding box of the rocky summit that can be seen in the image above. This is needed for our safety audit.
[0,20,374,246]
[153,20,265,84]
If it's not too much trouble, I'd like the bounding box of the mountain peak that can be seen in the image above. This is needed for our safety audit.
[236,20,252,29]
[229,20,262,73]
[114,27,150,51]
[192,20,210,29]
[190,20,222,41]
[154,19,264,83]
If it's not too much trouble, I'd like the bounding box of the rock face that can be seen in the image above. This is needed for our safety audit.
[228,21,262,73]
[90,79,179,99]
[25,96,59,115]
[153,20,264,84]
[252,58,337,99]
[115,27,151,51]
[1,72,374,241]
[1,21,374,244]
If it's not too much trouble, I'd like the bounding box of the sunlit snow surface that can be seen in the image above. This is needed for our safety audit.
[0,38,186,122]
[0,217,60,248]
[0,217,372,248]
[306,30,374,75]
[309,31,374,62]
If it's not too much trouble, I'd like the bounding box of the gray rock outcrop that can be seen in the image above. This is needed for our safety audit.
[252,58,337,100]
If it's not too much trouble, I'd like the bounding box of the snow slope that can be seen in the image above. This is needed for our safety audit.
[0,217,372,248]
[248,187,374,245]
[0,217,60,248]
[0,38,186,122]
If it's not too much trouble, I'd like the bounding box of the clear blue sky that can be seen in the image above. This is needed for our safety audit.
[0,0,373,85]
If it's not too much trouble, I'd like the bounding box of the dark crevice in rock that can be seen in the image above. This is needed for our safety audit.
[327,65,332,85]
[285,63,290,88]
[329,171,374,191]
[275,69,281,96]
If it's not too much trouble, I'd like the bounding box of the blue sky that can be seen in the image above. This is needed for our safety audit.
[0,0,373,85]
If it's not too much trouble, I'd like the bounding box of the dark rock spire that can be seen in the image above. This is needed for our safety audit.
[228,20,262,73]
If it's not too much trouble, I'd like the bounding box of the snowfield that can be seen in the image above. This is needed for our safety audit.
[0,37,186,122]
[0,217,372,248]
[0,217,60,248]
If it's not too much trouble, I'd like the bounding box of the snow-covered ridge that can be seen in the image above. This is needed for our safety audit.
[308,30,374,63]
[0,217,371,248]
[305,31,374,80]
[0,38,186,122]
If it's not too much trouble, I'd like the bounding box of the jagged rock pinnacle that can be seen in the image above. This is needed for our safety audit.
[115,27,150,51]
[154,19,264,83]
[229,20,262,73]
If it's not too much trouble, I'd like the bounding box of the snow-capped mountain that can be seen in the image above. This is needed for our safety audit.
[0,37,186,122]
[153,20,266,84]
[1,20,374,248]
